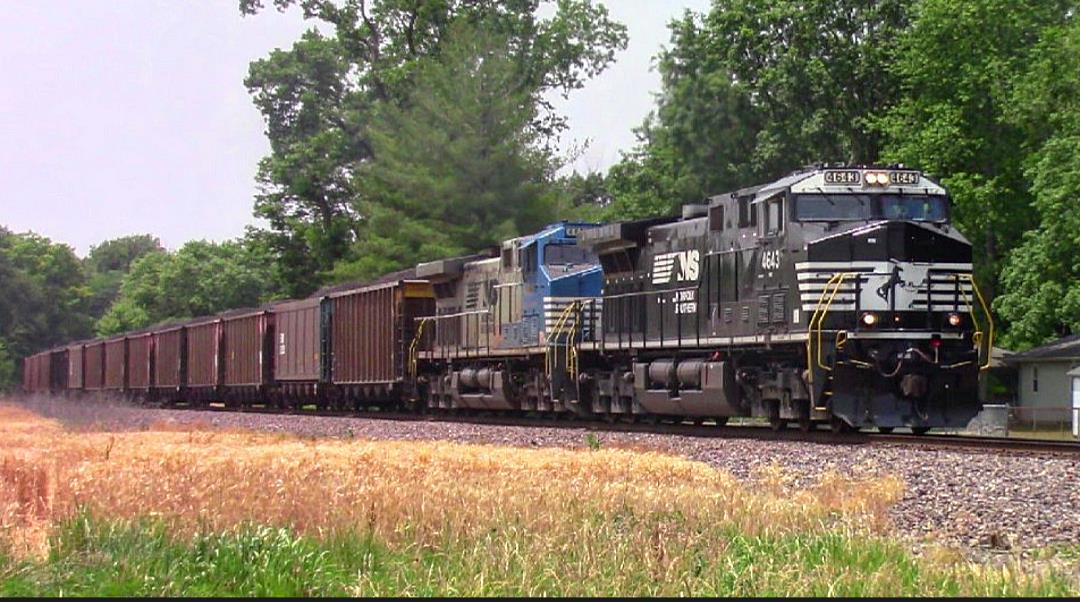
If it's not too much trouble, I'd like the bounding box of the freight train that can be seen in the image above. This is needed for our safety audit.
[21,165,994,433]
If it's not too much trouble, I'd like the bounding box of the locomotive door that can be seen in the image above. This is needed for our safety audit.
[756,195,789,329]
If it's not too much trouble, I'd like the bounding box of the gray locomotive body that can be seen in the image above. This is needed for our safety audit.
[575,166,989,432]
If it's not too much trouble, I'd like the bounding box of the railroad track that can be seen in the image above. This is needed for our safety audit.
[159,401,1080,456]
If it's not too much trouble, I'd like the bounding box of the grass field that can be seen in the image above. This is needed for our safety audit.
[1,403,1077,596]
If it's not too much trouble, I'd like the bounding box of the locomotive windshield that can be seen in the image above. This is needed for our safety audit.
[794,194,948,223]
[544,243,595,266]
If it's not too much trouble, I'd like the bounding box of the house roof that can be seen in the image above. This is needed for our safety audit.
[1008,334,1080,363]
[988,346,1014,369]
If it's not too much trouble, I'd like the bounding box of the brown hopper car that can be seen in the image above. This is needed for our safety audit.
[185,318,222,397]
[153,326,184,394]
[329,280,434,401]
[222,308,274,390]
[104,336,127,391]
[127,332,154,392]
[84,340,105,391]
[67,343,84,391]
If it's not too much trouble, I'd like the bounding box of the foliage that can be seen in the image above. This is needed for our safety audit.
[876,0,1075,299]
[96,240,275,335]
[85,234,164,275]
[0,342,14,391]
[241,0,627,295]
[606,0,908,219]
[0,229,92,390]
[995,20,1080,348]
[84,235,165,320]
[332,21,561,282]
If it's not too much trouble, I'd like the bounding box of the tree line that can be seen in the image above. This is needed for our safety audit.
[3,0,1080,389]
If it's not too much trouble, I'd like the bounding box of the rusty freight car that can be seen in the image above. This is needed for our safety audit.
[48,347,69,393]
[221,307,274,403]
[152,325,185,403]
[273,297,323,404]
[67,342,84,392]
[328,279,434,406]
[126,331,154,400]
[84,340,105,391]
[184,317,222,402]
[22,352,48,393]
[103,336,127,393]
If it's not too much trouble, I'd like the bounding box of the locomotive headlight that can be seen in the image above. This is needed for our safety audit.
[947,313,963,327]
[865,172,888,186]
[861,312,879,327]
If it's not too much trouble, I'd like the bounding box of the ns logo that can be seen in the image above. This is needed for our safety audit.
[652,250,700,285]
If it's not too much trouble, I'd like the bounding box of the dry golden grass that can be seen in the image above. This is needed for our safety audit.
[0,403,904,560]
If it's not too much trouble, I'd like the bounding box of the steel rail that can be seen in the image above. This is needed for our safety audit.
[153,402,1080,456]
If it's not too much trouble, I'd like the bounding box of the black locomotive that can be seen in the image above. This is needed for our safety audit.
[25,165,992,434]
[568,165,991,432]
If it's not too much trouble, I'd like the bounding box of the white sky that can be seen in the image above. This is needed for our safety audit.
[1,0,710,256]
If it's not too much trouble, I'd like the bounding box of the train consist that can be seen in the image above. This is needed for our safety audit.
[22,165,994,433]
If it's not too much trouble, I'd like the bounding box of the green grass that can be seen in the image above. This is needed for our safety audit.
[2,513,1077,597]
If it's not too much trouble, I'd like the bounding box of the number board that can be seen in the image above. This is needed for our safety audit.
[889,171,920,185]
[823,170,861,185]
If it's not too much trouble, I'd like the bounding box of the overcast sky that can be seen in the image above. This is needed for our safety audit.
[1,0,710,256]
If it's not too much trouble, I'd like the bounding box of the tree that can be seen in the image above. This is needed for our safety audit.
[0,340,14,392]
[876,0,1074,299]
[97,240,276,335]
[84,234,165,320]
[995,20,1080,348]
[330,21,560,281]
[85,234,164,274]
[606,0,909,219]
[241,0,627,293]
[0,228,93,390]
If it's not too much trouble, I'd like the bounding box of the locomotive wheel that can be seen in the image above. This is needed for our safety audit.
[714,417,729,427]
[798,416,813,433]
[911,427,932,436]
[769,417,787,431]
[767,401,785,431]
[877,427,895,434]
[829,416,852,434]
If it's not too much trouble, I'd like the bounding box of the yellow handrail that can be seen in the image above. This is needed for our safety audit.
[806,273,840,384]
[954,274,994,371]
[565,300,592,381]
[408,317,432,378]
[545,300,580,376]
[805,272,858,378]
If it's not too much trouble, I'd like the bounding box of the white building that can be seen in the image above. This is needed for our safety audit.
[1006,335,1080,430]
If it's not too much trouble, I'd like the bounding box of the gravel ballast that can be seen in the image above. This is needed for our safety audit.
[14,396,1080,554]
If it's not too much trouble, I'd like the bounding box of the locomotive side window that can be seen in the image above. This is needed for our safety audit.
[709,205,725,231]
[765,198,784,235]
[520,246,537,273]
[738,196,756,228]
